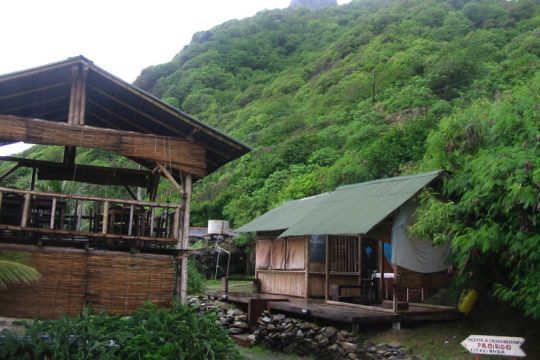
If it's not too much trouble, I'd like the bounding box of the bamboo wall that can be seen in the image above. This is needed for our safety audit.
[0,244,176,319]
[257,270,305,297]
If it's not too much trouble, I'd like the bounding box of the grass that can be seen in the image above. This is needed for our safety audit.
[360,298,540,360]
[238,345,313,360]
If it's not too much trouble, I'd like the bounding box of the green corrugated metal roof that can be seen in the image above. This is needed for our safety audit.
[235,192,330,232]
[236,170,443,236]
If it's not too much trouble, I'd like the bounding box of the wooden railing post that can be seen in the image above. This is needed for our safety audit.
[21,193,31,227]
[50,197,57,229]
[0,191,3,211]
[128,205,135,236]
[102,201,109,234]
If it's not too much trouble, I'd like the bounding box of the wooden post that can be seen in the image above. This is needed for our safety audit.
[378,240,384,301]
[68,64,88,125]
[30,167,36,190]
[102,201,109,234]
[50,197,57,229]
[21,193,31,227]
[358,236,362,285]
[393,264,398,314]
[179,174,192,304]
[149,207,155,237]
[0,191,3,211]
[173,205,181,241]
[325,235,329,302]
[76,201,83,231]
[304,236,310,299]
[128,205,134,236]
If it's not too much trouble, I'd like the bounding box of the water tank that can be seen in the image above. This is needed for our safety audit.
[207,220,230,235]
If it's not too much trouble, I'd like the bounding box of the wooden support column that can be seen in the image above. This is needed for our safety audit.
[21,193,31,227]
[392,263,398,314]
[325,235,329,302]
[0,191,3,211]
[102,201,109,234]
[358,236,362,285]
[378,240,384,301]
[63,146,77,166]
[50,198,57,229]
[178,174,192,304]
[304,236,310,299]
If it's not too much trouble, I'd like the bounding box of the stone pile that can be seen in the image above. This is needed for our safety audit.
[187,296,417,360]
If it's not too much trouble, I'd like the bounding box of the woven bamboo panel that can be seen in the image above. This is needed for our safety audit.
[257,271,305,297]
[0,244,176,319]
[0,246,87,319]
[85,252,175,314]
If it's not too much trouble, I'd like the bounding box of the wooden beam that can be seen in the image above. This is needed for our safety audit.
[0,95,69,114]
[0,164,20,181]
[30,167,36,190]
[0,156,151,188]
[86,67,244,150]
[0,115,207,177]
[156,163,182,193]
[0,81,70,102]
[68,65,79,124]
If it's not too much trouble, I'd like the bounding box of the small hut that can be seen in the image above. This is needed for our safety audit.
[237,170,452,312]
[0,56,250,318]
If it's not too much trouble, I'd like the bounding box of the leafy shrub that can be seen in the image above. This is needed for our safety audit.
[188,259,206,294]
[0,303,240,360]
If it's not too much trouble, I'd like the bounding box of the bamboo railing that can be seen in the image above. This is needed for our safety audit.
[0,186,181,244]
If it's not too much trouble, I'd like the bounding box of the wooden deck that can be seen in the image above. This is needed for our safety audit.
[208,291,462,327]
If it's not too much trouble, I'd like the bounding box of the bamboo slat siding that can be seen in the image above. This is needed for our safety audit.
[257,271,305,297]
[309,274,361,298]
[0,244,176,319]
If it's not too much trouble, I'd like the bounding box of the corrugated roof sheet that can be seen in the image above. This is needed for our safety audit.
[235,193,330,232]
[236,170,443,237]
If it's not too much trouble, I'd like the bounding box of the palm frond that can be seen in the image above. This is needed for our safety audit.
[0,257,40,289]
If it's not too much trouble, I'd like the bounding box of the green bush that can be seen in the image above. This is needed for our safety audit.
[188,259,206,294]
[0,303,240,360]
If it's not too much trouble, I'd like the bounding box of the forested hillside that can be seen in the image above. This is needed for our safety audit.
[135,0,540,318]
[2,0,539,317]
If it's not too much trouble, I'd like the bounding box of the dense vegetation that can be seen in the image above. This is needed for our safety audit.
[0,303,240,359]
[2,0,538,317]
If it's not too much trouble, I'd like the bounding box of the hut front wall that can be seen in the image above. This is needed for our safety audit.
[0,244,176,319]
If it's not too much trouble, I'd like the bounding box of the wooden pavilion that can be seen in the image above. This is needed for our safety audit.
[0,56,250,318]
[236,171,456,320]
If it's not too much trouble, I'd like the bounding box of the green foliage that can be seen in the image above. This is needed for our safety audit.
[0,252,40,289]
[415,75,540,318]
[187,260,205,294]
[0,303,240,359]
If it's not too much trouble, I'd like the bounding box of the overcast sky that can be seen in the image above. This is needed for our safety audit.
[0,0,350,155]
[1,0,351,82]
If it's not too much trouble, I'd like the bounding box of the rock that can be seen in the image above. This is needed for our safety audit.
[228,328,243,334]
[325,326,337,339]
[340,341,357,353]
[262,316,272,323]
[348,353,358,359]
[273,314,286,321]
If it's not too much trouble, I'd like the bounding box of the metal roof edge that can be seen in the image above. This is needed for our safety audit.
[337,169,444,190]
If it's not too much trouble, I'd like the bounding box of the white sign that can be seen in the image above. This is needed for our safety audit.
[461,335,526,357]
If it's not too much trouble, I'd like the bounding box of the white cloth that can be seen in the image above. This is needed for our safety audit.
[391,202,450,273]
